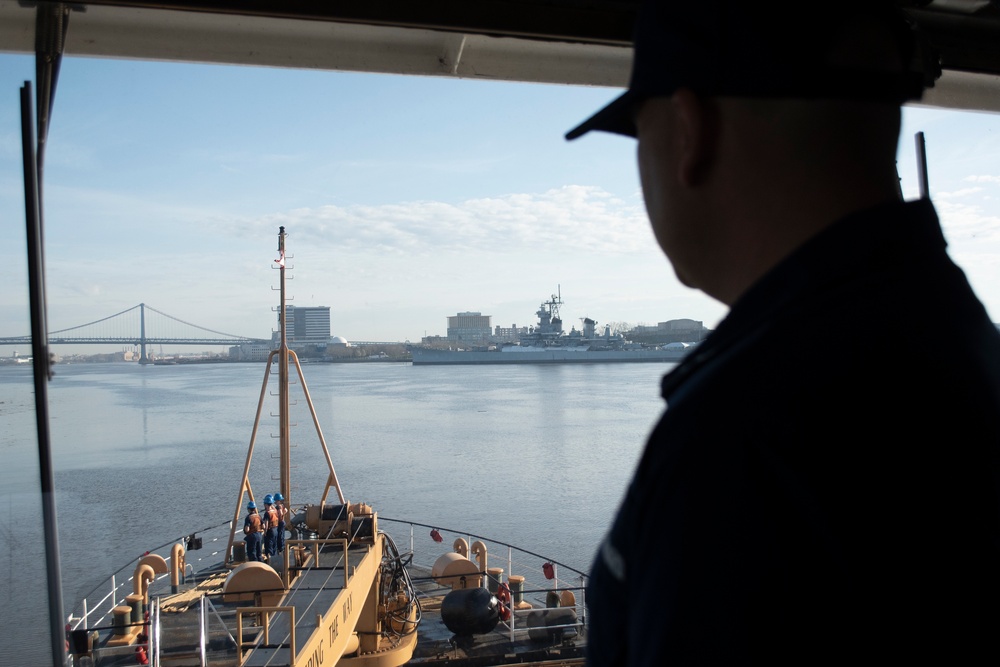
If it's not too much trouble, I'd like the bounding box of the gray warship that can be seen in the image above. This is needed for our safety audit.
[411,291,696,365]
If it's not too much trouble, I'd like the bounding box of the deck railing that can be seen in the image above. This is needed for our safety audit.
[64,519,234,666]
[379,516,589,642]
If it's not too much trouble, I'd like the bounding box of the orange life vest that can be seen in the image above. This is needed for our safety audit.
[244,512,263,534]
[266,507,279,527]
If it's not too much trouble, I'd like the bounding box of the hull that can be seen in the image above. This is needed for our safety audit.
[412,347,689,365]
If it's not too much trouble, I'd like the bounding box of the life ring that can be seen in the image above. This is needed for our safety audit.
[496,582,512,622]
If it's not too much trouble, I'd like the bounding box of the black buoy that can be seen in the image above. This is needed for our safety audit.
[441,588,501,636]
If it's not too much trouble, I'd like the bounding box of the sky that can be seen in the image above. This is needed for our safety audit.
[2,52,1000,351]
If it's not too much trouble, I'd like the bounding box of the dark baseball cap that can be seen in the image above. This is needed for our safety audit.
[566,1,926,141]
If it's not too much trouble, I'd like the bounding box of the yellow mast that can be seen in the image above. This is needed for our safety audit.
[277,226,291,507]
[224,226,345,566]
[217,228,419,667]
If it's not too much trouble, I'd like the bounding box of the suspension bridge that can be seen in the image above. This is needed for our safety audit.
[0,303,269,362]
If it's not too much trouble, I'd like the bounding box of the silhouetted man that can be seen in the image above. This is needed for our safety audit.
[568,1,1000,664]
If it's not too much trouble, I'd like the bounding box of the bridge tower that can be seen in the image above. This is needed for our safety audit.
[138,302,149,364]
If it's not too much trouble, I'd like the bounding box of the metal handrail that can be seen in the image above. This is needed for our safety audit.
[379,516,589,578]
[283,537,351,587]
[378,517,590,641]
[203,595,238,651]
[236,606,297,665]
[199,595,207,667]
[151,597,161,667]
[68,519,232,633]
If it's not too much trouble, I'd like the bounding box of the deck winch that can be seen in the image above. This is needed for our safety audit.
[300,501,378,542]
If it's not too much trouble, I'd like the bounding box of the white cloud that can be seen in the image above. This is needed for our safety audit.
[964,175,1000,185]
[215,185,652,256]
[935,187,984,199]
[936,198,1000,240]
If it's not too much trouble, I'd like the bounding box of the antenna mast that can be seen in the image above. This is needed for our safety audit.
[223,227,345,565]
[277,226,291,507]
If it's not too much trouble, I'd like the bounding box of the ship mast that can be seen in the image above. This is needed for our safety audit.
[277,226,291,506]
[224,226,345,566]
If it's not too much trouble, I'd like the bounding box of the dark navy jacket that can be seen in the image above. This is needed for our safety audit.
[587,199,1000,665]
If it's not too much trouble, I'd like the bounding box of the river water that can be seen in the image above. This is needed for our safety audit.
[0,360,670,665]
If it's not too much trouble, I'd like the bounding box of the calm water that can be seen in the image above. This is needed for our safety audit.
[0,360,670,664]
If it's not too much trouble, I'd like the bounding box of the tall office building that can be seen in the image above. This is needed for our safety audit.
[281,306,332,343]
[447,311,492,342]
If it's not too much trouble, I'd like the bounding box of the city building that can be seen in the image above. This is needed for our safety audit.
[231,306,335,360]
[633,318,706,334]
[658,318,705,332]
[283,306,332,343]
[629,319,711,345]
[230,343,273,362]
[494,324,531,343]
[447,311,492,342]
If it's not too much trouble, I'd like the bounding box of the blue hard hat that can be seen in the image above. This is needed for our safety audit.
[274,493,284,502]
[247,501,257,509]
[263,494,273,505]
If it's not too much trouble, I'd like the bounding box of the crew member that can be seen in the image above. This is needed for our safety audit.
[567,0,1000,663]
[262,494,279,560]
[242,501,263,562]
[273,492,287,554]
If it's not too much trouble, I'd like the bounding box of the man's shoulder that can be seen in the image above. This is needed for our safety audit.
[676,202,996,380]
[650,198,1000,448]
[656,279,1000,443]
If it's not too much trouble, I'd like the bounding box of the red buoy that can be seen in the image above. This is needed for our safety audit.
[430,529,443,543]
[542,562,555,580]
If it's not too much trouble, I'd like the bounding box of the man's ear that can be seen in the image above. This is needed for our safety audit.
[672,88,718,188]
